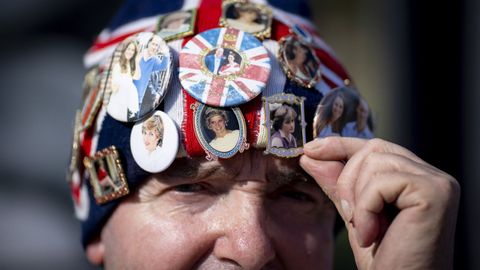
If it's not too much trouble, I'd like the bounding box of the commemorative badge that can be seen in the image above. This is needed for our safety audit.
[313,86,374,139]
[80,68,106,130]
[192,103,249,160]
[290,24,313,45]
[83,146,129,204]
[220,1,272,39]
[264,93,307,158]
[278,35,322,88]
[105,32,173,123]
[68,110,82,178]
[130,111,179,173]
[179,27,271,107]
[156,9,197,42]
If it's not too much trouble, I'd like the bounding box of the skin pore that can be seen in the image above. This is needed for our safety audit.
[88,150,336,269]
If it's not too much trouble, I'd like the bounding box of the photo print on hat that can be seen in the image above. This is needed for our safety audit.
[130,111,179,173]
[313,86,374,139]
[220,0,272,39]
[105,32,173,123]
[264,93,307,158]
[156,9,197,42]
[192,103,249,161]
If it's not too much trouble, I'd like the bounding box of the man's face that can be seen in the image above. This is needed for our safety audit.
[215,48,224,58]
[147,37,160,55]
[90,150,336,269]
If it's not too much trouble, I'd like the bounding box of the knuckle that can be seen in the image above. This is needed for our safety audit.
[366,138,387,152]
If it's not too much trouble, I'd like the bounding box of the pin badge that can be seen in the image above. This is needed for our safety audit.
[278,35,322,88]
[313,86,374,139]
[130,111,179,173]
[156,9,197,42]
[68,110,82,179]
[290,24,313,45]
[264,93,307,158]
[105,32,173,122]
[220,1,272,39]
[192,103,249,160]
[83,146,129,204]
[179,27,271,107]
[80,69,106,130]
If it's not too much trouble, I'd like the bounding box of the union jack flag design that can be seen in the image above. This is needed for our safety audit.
[179,27,271,107]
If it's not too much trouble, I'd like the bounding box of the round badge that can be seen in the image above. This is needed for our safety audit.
[130,111,179,173]
[179,27,271,107]
[278,35,322,88]
[106,32,173,122]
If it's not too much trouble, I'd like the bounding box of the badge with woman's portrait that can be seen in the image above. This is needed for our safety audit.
[192,103,249,160]
[179,27,271,107]
[130,111,179,173]
[313,86,374,139]
[156,9,197,42]
[264,93,307,158]
[220,1,272,39]
[278,35,322,88]
[105,32,173,123]
[83,146,129,204]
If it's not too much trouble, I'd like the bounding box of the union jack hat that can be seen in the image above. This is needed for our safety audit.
[67,0,368,248]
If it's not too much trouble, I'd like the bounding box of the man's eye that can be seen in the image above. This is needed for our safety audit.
[172,183,206,193]
[280,190,314,203]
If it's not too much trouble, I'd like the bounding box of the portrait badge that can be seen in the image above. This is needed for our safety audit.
[156,9,197,42]
[179,27,271,107]
[313,86,374,140]
[264,94,307,158]
[105,32,173,123]
[68,110,82,178]
[220,1,272,39]
[130,111,179,173]
[278,35,322,88]
[192,103,249,160]
[290,24,313,45]
[83,146,129,204]
[80,68,106,130]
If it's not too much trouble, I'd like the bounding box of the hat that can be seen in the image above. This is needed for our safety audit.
[69,0,369,248]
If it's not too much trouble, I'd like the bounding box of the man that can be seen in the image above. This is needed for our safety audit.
[75,0,459,269]
[342,99,374,139]
[204,47,226,75]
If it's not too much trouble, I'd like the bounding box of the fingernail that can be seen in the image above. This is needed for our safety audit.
[341,199,353,221]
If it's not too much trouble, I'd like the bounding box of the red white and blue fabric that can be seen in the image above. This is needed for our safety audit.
[179,28,270,107]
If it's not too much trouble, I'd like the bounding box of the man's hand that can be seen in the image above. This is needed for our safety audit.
[300,137,460,270]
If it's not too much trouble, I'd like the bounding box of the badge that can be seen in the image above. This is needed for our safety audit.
[179,27,271,107]
[105,32,173,122]
[290,24,313,45]
[80,69,106,130]
[68,110,82,177]
[278,35,322,88]
[313,86,374,139]
[220,1,272,39]
[264,94,306,158]
[130,111,179,173]
[156,9,197,42]
[192,103,249,160]
[83,146,129,204]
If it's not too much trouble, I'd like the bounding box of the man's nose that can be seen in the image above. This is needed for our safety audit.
[211,190,275,269]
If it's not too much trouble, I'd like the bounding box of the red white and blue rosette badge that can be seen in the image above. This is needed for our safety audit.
[179,27,271,107]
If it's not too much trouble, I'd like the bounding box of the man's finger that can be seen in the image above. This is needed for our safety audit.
[303,137,368,161]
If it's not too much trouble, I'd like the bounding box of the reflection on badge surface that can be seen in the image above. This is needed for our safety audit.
[80,69,106,130]
[192,102,249,160]
[220,1,272,39]
[105,32,173,123]
[156,9,197,41]
[264,94,306,158]
[313,86,374,140]
[130,111,179,173]
[83,146,129,204]
[290,24,313,45]
[278,35,322,88]
[179,27,271,107]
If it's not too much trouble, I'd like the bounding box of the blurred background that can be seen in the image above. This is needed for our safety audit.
[0,0,475,269]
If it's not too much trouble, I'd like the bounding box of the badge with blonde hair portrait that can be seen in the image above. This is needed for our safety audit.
[264,94,306,158]
[130,111,179,173]
[192,103,249,160]
[156,9,197,41]
[220,1,272,39]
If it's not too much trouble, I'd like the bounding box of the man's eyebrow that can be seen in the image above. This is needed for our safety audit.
[267,167,314,187]
[162,159,234,182]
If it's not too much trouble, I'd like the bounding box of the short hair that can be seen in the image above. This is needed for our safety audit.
[142,115,164,147]
[272,104,297,131]
[204,108,228,129]
[285,40,310,62]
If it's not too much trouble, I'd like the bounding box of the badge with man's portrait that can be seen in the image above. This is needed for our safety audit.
[220,1,272,39]
[192,103,249,160]
[156,9,197,42]
[278,35,322,88]
[179,27,271,107]
[313,86,374,140]
[130,111,179,173]
[83,146,129,204]
[104,32,173,123]
[264,94,307,158]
